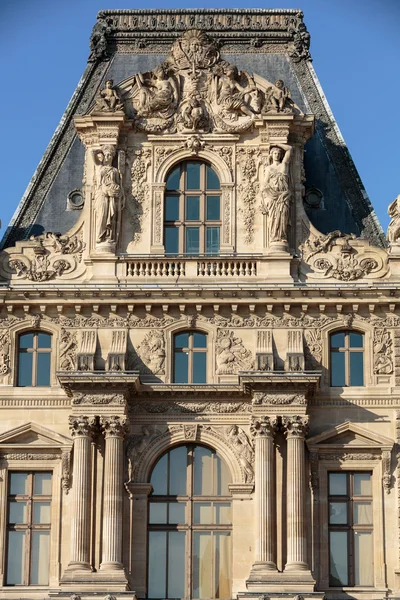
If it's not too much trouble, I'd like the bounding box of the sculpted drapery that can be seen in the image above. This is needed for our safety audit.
[93,146,124,245]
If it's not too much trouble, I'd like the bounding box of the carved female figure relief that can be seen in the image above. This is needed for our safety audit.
[387,194,400,243]
[135,66,179,120]
[260,144,293,251]
[214,66,258,120]
[93,146,125,248]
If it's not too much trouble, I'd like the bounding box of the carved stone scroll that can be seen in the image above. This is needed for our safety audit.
[285,330,304,372]
[106,329,127,371]
[256,330,274,371]
[76,330,97,372]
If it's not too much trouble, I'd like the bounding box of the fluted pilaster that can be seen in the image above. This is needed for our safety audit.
[100,415,128,571]
[249,416,278,575]
[282,415,309,571]
[68,415,96,570]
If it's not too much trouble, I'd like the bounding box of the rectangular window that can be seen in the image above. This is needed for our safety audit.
[6,472,52,586]
[328,472,373,587]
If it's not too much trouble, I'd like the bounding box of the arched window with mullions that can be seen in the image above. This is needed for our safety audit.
[17,331,52,387]
[173,331,207,383]
[330,330,364,387]
[148,445,232,599]
[164,161,221,255]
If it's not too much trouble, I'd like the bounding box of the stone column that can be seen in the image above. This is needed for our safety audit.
[100,415,128,571]
[68,415,96,570]
[249,416,278,578]
[282,415,309,571]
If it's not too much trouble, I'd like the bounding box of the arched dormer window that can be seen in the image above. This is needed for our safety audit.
[330,330,364,387]
[173,331,207,383]
[164,161,221,255]
[148,444,232,599]
[17,331,52,387]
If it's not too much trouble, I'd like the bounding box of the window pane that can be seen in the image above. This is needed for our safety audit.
[19,333,34,349]
[33,502,51,524]
[206,165,220,190]
[331,352,345,386]
[216,503,231,524]
[151,453,168,495]
[9,501,27,523]
[350,352,364,386]
[18,352,33,386]
[149,502,167,524]
[186,227,200,254]
[168,532,186,598]
[34,473,52,495]
[354,502,373,525]
[215,532,231,599]
[349,332,363,348]
[206,226,220,254]
[31,531,50,585]
[354,473,371,496]
[193,532,213,599]
[10,472,28,495]
[186,196,200,221]
[37,333,51,349]
[174,351,189,383]
[148,532,167,598]
[7,531,26,584]
[193,352,206,384]
[207,195,221,220]
[329,502,347,524]
[194,502,212,524]
[37,353,51,386]
[166,166,180,190]
[194,446,213,495]
[331,332,345,348]
[164,227,179,254]
[169,445,187,495]
[169,502,186,524]
[175,332,189,349]
[165,195,179,221]
[215,454,230,496]
[329,473,347,496]
[186,163,200,190]
[193,332,207,348]
[354,531,373,585]
[329,531,348,586]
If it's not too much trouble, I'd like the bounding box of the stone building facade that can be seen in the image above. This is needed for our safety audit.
[0,8,399,600]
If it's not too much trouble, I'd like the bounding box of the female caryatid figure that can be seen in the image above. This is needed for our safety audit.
[260,144,293,251]
[93,146,124,247]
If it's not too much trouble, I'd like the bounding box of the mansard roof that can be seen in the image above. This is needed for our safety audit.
[1,8,385,250]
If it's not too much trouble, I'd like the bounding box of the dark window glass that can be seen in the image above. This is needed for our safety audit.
[164,227,179,254]
[206,165,220,190]
[173,331,207,383]
[206,227,220,254]
[17,332,52,387]
[166,166,180,190]
[151,453,168,495]
[165,195,180,221]
[148,445,231,599]
[186,227,200,254]
[330,331,364,387]
[206,195,220,220]
[186,196,200,221]
[328,472,373,587]
[186,162,201,190]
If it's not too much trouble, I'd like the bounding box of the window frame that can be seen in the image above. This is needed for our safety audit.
[164,161,222,256]
[5,471,52,586]
[329,330,364,387]
[173,330,208,384]
[147,444,232,600]
[16,331,52,388]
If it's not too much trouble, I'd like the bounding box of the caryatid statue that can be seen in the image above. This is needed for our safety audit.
[93,145,125,247]
[260,144,293,250]
[387,194,400,243]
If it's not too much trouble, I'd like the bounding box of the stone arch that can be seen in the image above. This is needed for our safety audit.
[129,424,252,485]
[155,147,233,186]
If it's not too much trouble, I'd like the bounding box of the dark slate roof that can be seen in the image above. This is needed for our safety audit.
[1,8,386,249]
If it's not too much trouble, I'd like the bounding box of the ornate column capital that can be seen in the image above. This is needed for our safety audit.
[100,415,129,439]
[282,415,309,439]
[250,415,278,438]
[68,415,97,438]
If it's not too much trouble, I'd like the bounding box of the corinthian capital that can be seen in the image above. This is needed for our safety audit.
[68,415,97,438]
[282,415,309,438]
[100,415,129,438]
[250,415,278,438]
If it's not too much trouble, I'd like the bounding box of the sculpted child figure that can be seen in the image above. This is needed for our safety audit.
[95,80,123,111]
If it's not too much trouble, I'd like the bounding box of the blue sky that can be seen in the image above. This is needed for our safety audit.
[1,0,399,237]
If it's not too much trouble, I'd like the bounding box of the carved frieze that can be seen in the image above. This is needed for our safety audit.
[216,330,253,374]
[373,328,393,375]
[130,400,251,413]
[133,330,166,375]
[253,393,306,406]
[72,393,125,406]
